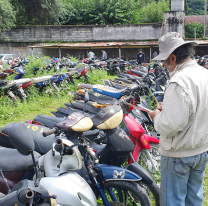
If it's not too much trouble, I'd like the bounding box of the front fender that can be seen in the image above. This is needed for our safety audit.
[93,164,141,182]
[125,163,154,184]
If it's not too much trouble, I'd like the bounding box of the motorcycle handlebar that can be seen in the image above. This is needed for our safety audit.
[42,128,57,137]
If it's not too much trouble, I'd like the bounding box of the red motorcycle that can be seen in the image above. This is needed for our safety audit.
[123,114,160,173]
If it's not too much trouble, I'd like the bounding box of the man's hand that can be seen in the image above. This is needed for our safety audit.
[157,102,163,111]
[148,110,161,121]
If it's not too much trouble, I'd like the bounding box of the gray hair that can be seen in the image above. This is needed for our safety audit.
[171,43,195,64]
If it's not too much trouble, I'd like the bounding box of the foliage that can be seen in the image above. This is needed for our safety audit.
[9,0,67,25]
[23,54,51,78]
[61,0,139,25]
[186,0,206,16]
[185,22,204,38]
[140,0,170,23]
[0,0,15,35]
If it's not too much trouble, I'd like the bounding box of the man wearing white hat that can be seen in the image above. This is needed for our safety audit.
[149,32,208,206]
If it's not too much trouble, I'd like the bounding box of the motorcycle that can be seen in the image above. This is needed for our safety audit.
[0,122,57,205]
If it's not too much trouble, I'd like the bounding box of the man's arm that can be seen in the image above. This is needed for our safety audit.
[153,83,192,138]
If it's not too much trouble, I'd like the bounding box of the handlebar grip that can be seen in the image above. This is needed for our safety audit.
[42,128,57,137]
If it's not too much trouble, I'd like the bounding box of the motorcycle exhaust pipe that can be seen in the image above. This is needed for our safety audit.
[18,189,34,204]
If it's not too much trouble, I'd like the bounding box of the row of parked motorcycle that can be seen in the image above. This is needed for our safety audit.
[0,58,169,205]
[0,55,157,105]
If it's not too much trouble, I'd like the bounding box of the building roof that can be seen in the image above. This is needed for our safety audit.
[185,15,208,24]
[30,40,208,49]
[30,41,159,49]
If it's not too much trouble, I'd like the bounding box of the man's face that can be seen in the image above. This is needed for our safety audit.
[139,50,142,53]
[163,55,176,73]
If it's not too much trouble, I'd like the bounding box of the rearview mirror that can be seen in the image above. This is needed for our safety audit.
[8,122,34,156]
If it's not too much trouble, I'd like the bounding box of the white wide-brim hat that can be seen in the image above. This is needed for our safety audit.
[152,32,198,61]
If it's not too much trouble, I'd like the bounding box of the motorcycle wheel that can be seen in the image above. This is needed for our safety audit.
[137,144,160,184]
[103,180,151,206]
[139,181,160,206]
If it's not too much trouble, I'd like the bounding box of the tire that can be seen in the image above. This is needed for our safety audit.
[139,181,160,206]
[137,143,160,175]
[103,180,151,206]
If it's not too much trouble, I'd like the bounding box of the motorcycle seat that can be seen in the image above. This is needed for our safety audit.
[68,66,85,72]
[2,122,61,154]
[0,148,40,171]
[114,78,133,85]
[13,78,31,84]
[34,115,65,128]
[74,90,118,105]
[32,75,52,83]
[92,85,125,99]
[56,107,94,118]
[71,101,101,114]
[78,83,94,89]
[130,70,146,77]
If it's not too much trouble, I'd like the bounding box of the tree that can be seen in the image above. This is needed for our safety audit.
[62,0,139,25]
[185,22,204,38]
[186,0,207,16]
[140,0,170,23]
[10,0,67,25]
[0,0,15,32]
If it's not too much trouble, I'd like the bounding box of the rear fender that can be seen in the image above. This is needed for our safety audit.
[125,163,154,184]
[93,164,141,182]
[142,134,159,148]
[128,134,159,164]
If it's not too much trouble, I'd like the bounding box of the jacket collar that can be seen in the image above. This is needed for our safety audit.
[171,59,197,78]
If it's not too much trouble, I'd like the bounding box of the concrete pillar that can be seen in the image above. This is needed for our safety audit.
[119,47,121,59]
[150,47,152,60]
[163,11,185,38]
[59,47,61,58]
[171,0,184,11]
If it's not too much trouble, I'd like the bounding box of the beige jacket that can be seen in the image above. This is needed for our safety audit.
[154,60,208,157]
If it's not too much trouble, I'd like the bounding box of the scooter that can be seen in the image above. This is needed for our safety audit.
[68,66,91,82]
[27,94,160,205]
[1,122,98,206]
[0,80,27,103]
[41,113,151,206]
[0,122,57,205]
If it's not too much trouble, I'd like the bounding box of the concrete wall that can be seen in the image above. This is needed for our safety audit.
[2,24,163,43]
[3,26,93,42]
[1,12,185,42]
[163,11,185,38]
[93,24,162,40]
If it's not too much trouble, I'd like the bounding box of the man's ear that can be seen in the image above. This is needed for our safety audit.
[170,54,177,64]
